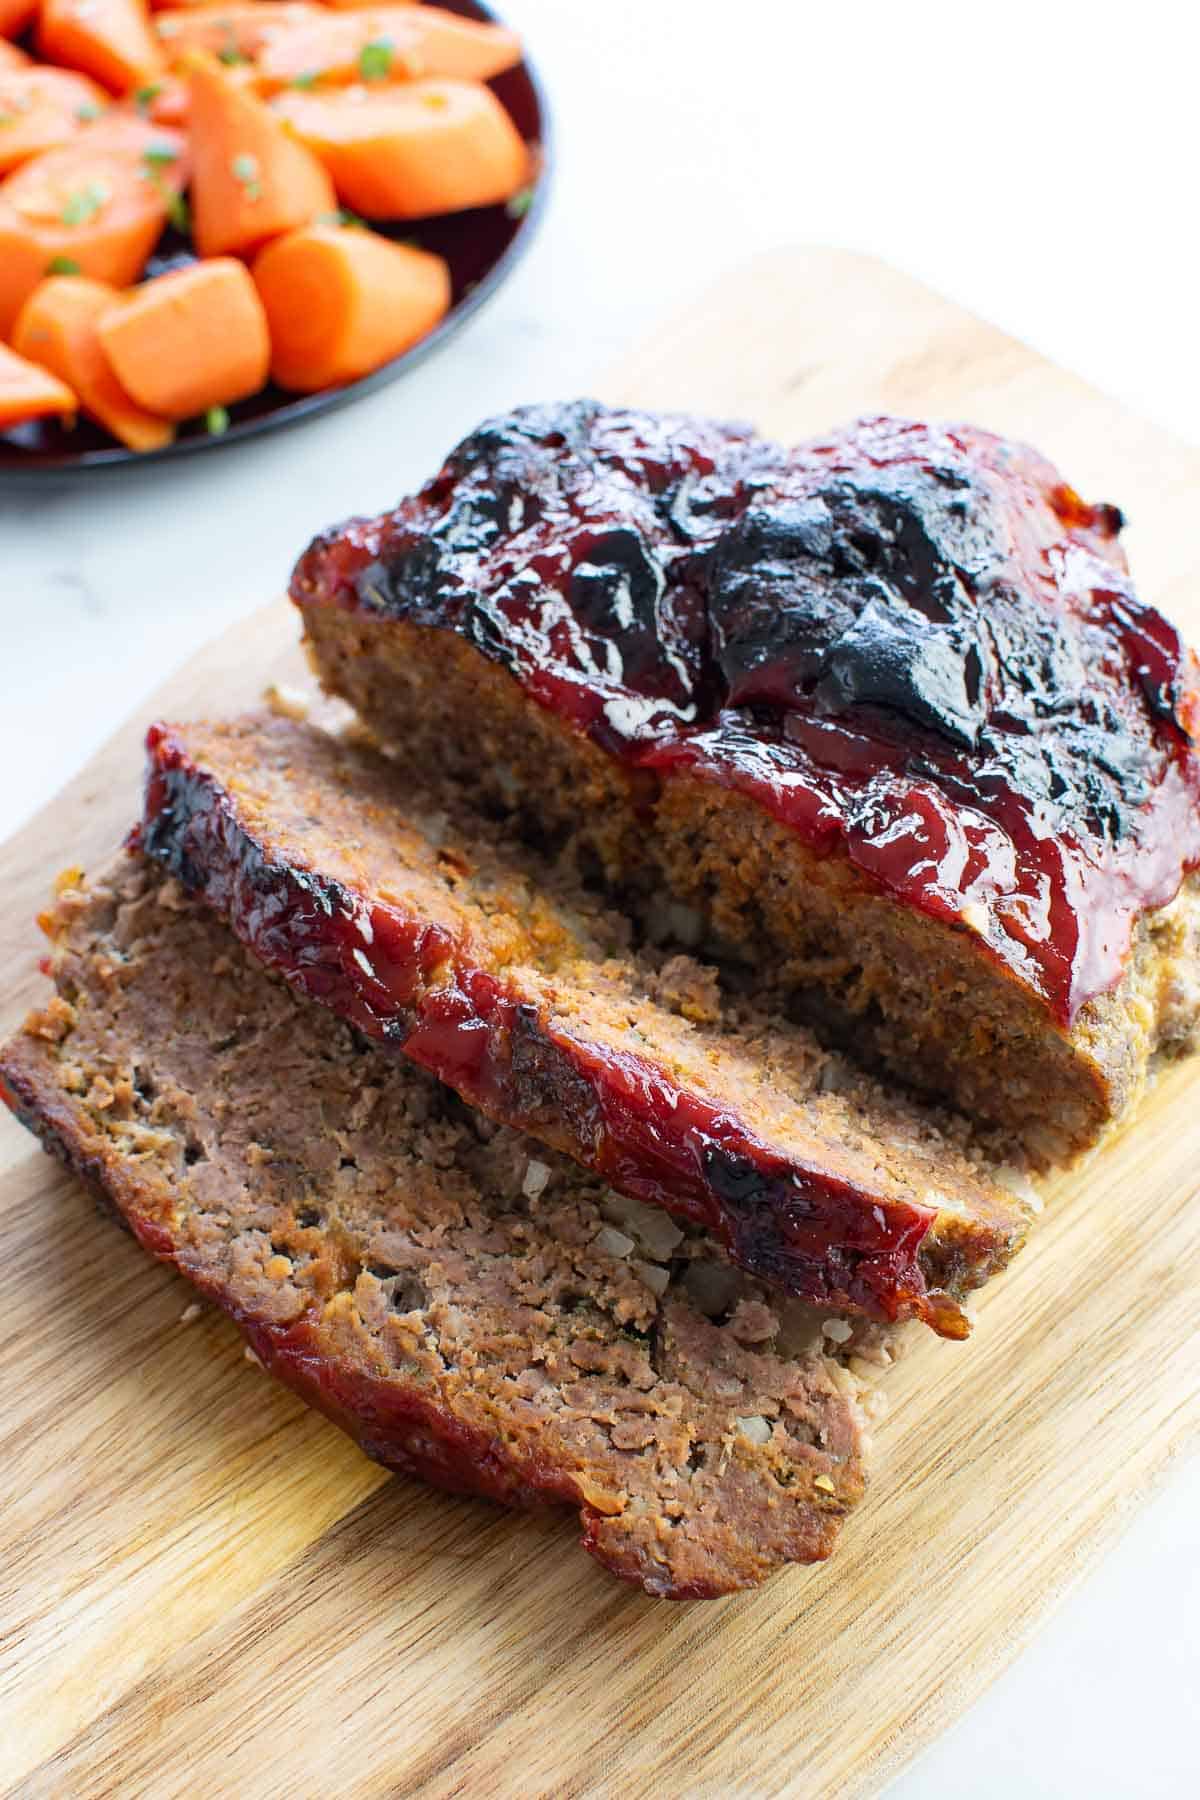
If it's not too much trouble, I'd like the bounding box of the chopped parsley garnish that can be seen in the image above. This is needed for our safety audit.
[290,71,321,90]
[319,207,366,229]
[357,38,394,82]
[134,84,163,116]
[162,188,191,234]
[60,182,109,227]
[46,255,82,275]
[205,405,230,436]
[231,151,262,200]
[217,24,248,67]
[75,102,103,122]
[505,184,535,220]
[140,158,191,235]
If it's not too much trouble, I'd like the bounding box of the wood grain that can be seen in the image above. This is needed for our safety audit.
[2,248,1198,1799]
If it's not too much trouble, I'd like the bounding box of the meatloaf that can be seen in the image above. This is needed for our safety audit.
[138,712,1032,1339]
[291,402,1200,1162]
[0,853,897,1600]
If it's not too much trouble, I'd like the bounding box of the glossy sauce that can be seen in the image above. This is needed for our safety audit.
[141,724,982,1334]
[294,404,1200,1026]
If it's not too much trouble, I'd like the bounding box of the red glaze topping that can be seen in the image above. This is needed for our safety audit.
[138,722,1017,1336]
[293,404,1200,1026]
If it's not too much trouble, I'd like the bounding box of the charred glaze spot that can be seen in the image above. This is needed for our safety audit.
[292,406,1200,1024]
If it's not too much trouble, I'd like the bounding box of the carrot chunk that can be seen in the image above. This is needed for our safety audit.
[12,273,173,450]
[252,220,448,390]
[254,5,521,93]
[0,68,110,177]
[185,48,335,255]
[0,131,185,335]
[153,3,321,64]
[0,337,76,427]
[273,78,530,219]
[38,0,165,96]
[98,257,269,416]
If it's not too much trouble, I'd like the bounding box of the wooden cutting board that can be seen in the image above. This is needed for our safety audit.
[3,248,1199,1799]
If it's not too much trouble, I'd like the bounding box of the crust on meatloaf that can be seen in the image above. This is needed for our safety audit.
[291,403,1200,1164]
[0,854,902,1600]
[138,712,1035,1339]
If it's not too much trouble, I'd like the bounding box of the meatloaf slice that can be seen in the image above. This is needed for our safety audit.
[0,854,897,1600]
[138,712,1031,1340]
[291,402,1200,1162]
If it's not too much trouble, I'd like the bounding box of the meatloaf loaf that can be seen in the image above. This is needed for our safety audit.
[291,402,1200,1162]
[0,853,896,1600]
[138,712,1032,1339]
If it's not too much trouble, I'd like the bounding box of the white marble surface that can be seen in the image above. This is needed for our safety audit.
[2,2,1197,1792]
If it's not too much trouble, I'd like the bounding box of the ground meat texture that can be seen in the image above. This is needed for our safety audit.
[0,856,900,1600]
[291,403,1200,1163]
[137,712,1033,1339]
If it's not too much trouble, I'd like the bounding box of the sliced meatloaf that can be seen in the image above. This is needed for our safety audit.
[138,712,1032,1340]
[0,854,898,1600]
[291,402,1200,1162]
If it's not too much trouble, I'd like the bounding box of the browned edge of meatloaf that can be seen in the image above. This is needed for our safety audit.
[299,605,1200,1166]
[0,853,903,1600]
[140,712,1035,1336]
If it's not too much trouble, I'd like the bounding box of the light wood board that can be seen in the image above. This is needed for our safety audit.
[2,248,1199,1799]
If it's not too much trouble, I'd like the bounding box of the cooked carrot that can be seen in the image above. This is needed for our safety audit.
[153,3,321,63]
[251,8,422,91]
[0,68,110,177]
[38,0,166,95]
[98,257,269,416]
[0,338,76,428]
[124,62,259,127]
[255,6,521,93]
[252,220,448,391]
[78,108,189,166]
[185,47,335,255]
[0,0,36,44]
[273,78,530,219]
[11,274,172,449]
[133,72,188,124]
[0,132,184,336]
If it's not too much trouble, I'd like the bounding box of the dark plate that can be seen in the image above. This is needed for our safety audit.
[0,0,550,479]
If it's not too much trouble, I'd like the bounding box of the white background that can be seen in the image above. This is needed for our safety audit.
[2,2,1198,1792]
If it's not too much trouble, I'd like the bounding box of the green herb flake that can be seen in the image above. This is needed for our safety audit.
[46,255,83,276]
[141,141,180,168]
[163,188,191,235]
[134,84,164,116]
[205,405,230,437]
[357,38,394,82]
[505,184,535,220]
[290,71,321,90]
[141,161,191,236]
[60,181,109,227]
[217,23,248,68]
[75,102,103,123]
[319,207,366,229]
[231,151,262,201]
